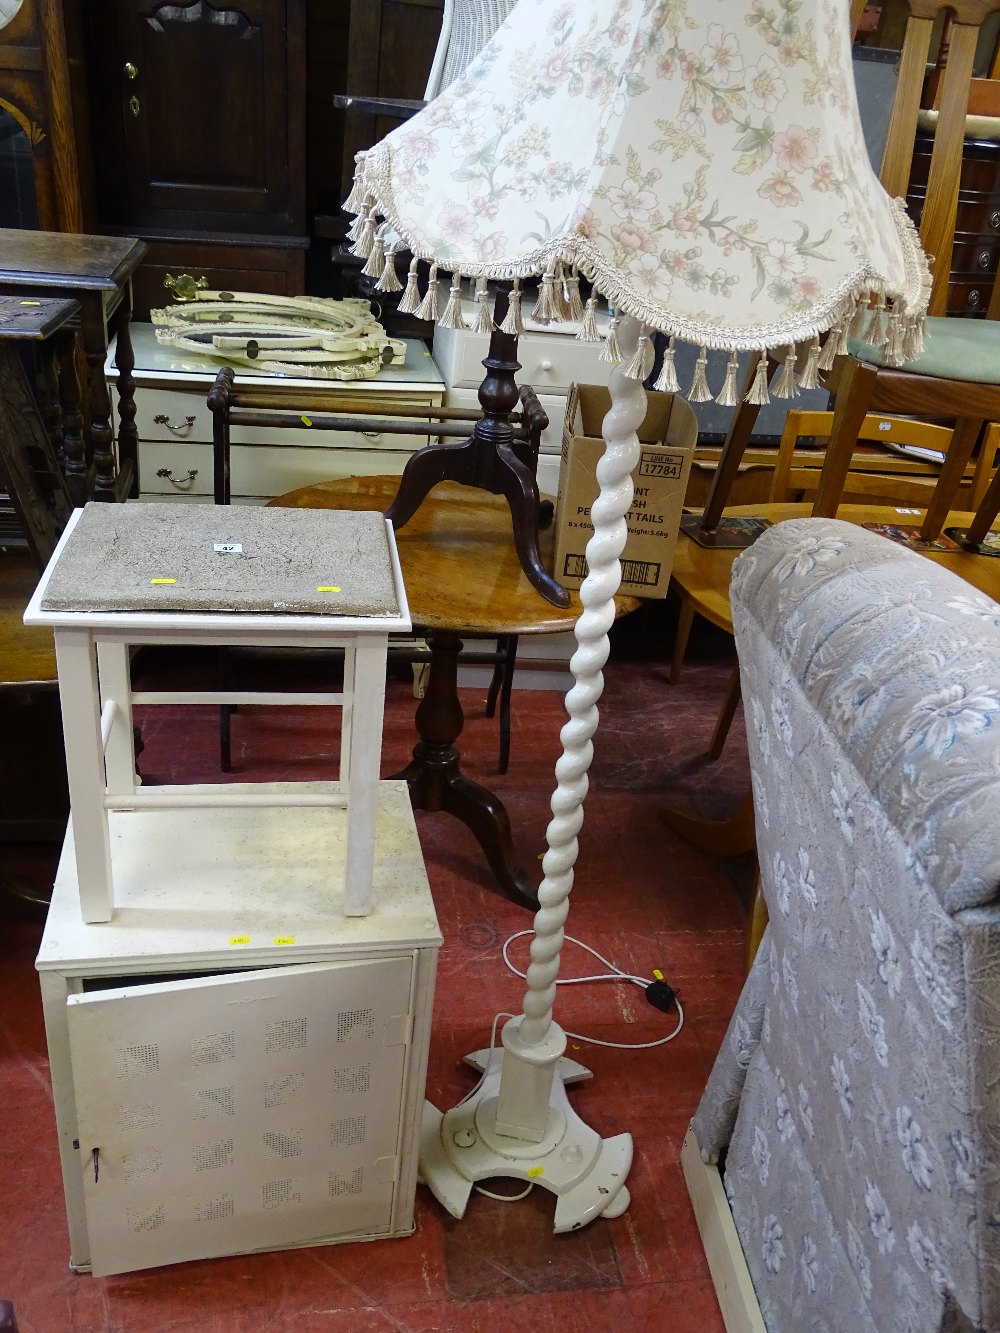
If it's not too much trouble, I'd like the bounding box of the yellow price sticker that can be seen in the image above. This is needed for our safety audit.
[527,1167,545,1178]
[20,300,41,307]
[274,936,296,946]
[300,414,312,426]
[229,935,251,946]
[317,586,341,593]
[151,578,176,585]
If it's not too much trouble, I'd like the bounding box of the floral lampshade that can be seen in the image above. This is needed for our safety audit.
[346,0,929,403]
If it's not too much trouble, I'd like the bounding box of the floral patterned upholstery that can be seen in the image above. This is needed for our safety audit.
[691,518,1000,1333]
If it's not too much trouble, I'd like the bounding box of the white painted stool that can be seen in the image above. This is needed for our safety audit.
[24,502,410,922]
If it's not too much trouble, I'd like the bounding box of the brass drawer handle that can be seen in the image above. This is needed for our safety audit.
[990,210,1000,231]
[156,467,199,488]
[153,413,196,436]
[163,274,208,300]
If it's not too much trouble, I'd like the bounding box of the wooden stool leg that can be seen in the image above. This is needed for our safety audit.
[670,598,695,685]
[660,789,756,858]
[746,870,768,971]
[919,416,981,541]
[707,664,741,760]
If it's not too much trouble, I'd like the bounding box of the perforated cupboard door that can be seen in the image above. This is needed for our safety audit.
[65,958,415,1276]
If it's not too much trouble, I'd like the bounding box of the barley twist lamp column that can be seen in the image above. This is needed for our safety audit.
[345,0,931,1229]
[418,316,648,1227]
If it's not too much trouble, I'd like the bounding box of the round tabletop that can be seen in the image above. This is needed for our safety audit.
[270,475,643,635]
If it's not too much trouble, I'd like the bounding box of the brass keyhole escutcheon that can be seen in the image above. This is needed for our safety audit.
[128,95,141,119]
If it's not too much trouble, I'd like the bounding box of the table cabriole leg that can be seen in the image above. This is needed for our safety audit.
[394,630,538,908]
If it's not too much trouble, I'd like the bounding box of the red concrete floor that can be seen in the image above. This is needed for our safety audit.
[0,605,753,1332]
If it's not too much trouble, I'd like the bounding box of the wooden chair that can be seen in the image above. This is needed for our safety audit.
[690,0,1000,555]
[663,417,1000,964]
[670,411,992,691]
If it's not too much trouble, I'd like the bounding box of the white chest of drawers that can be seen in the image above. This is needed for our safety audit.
[106,324,447,504]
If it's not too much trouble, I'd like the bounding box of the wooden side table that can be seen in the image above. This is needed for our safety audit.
[271,475,642,907]
[0,228,146,504]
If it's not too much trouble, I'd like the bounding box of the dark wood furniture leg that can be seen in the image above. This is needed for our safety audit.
[392,628,539,908]
[385,293,569,608]
[80,293,118,501]
[111,297,139,498]
[696,356,773,532]
[0,299,75,563]
[55,329,86,506]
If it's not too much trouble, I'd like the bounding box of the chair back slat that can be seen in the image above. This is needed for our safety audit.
[878,4,1000,316]
[921,20,981,315]
[769,408,998,527]
[880,15,935,198]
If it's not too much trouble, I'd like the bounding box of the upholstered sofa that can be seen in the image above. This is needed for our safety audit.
[686,518,1000,1333]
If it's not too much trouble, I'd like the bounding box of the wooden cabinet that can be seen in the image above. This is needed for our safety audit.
[0,0,83,231]
[338,0,444,199]
[76,0,308,315]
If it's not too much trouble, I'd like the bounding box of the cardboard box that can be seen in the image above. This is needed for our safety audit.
[551,383,697,596]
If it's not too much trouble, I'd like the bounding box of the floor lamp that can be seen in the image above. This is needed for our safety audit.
[347,0,930,1230]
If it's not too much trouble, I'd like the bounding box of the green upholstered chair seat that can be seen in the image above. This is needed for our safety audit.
[849,314,1000,384]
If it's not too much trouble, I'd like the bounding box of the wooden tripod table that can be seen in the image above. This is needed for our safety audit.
[271,475,642,907]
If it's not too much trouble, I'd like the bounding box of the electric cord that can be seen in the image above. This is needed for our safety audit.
[500,930,685,1049]
[455,1010,517,1108]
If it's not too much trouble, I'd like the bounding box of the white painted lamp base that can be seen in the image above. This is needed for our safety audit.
[419,1046,632,1232]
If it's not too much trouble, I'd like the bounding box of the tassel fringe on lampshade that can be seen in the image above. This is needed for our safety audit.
[342,0,930,408]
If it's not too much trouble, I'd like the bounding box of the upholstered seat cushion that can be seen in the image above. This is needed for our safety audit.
[849,313,1000,383]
